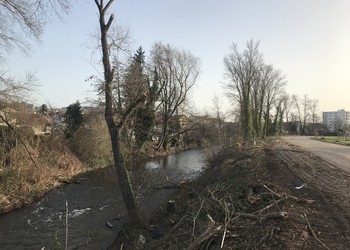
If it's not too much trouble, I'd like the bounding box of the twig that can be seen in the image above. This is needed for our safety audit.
[254,196,289,215]
[166,178,221,210]
[263,185,281,198]
[220,228,227,249]
[65,200,68,250]
[220,201,230,249]
[303,213,330,250]
[187,214,222,250]
[192,199,205,243]
[238,211,288,221]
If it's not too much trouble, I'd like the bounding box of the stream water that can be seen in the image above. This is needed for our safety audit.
[0,148,207,249]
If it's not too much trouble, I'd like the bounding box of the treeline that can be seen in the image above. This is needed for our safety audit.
[87,43,200,152]
[223,40,320,140]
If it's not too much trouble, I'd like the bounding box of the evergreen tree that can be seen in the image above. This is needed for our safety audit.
[39,104,48,114]
[134,67,160,147]
[65,101,83,138]
[123,46,147,107]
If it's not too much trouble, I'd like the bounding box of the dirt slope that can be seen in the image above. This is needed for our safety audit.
[138,138,350,249]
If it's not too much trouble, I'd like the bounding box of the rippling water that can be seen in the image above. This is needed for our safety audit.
[0,148,206,249]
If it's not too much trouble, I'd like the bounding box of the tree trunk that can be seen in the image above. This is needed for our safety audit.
[158,115,169,151]
[106,123,140,223]
[95,0,141,224]
[242,98,253,141]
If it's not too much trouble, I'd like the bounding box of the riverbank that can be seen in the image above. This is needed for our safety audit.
[0,144,85,215]
[0,136,190,215]
[0,148,206,249]
[115,138,350,249]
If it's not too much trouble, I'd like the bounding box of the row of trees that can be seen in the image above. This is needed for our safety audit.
[223,40,321,139]
[282,94,320,135]
[224,40,287,140]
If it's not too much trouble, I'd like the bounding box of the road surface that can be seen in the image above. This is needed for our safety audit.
[281,136,350,173]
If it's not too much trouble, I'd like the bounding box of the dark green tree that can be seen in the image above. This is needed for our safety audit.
[123,46,147,107]
[39,104,48,114]
[65,101,83,137]
[134,67,160,147]
[123,47,161,148]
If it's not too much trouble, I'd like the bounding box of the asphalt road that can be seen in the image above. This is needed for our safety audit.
[281,136,350,173]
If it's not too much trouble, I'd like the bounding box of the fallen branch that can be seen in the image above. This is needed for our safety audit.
[254,195,314,215]
[166,178,221,210]
[187,214,222,250]
[254,196,289,215]
[263,185,281,198]
[239,211,288,221]
[303,213,330,250]
[220,228,227,249]
[288,196,316,205]
[191,199,205,243]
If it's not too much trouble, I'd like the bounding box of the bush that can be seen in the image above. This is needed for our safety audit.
[68,112,113,168]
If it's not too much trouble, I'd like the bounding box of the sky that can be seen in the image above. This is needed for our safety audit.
[5,0,350,114]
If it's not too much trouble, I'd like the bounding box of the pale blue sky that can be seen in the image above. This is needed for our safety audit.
[6,0,350,113]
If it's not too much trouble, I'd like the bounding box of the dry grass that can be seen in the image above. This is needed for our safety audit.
[0,135,84,214]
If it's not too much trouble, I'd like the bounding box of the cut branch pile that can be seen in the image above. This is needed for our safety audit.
[143,147,330,250]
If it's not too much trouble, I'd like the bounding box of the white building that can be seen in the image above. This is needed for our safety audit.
[323,109,350,132]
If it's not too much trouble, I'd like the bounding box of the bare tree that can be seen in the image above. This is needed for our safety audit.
[262,65,286,136]
[224,40,263,141]
[0,0,70,107]
[0,0,70,58]
[270,94,287,135]
[150,42,200,151]
[292,94,312,135]
[211,94,226,145]
[281,94,294,134]
[0,72,37,104]
[309,99,319,135]
[94,0,145,224]
[292,95,302,134]
[251,66,267,137]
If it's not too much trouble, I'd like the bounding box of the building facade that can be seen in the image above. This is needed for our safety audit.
[323,109,350,132]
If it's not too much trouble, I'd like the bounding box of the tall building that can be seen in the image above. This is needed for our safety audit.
[323,109,350,132]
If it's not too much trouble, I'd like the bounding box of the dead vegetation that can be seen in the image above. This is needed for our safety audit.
[0,131,84,214]
[117,138,350,249]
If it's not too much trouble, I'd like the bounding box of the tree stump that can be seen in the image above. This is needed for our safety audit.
[167,200,176,214]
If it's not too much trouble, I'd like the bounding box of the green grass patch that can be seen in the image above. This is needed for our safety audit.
[314,136,350,146]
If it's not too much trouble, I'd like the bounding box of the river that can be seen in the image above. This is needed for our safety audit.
[0,148,207,249]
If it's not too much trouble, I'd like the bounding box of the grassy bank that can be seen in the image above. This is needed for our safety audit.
[313,135,350,146]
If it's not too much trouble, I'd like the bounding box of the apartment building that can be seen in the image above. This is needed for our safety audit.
[323,109,350,132]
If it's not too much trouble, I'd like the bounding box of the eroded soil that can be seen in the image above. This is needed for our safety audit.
[135,138,350,249]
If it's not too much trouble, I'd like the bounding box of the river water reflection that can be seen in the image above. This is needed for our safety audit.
[0,148,206,249]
